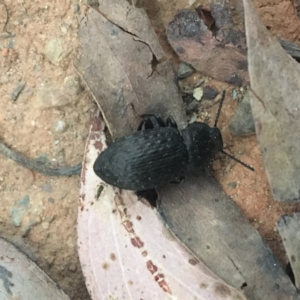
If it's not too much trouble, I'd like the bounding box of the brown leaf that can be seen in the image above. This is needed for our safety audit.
[167,8,248,86]
[243,0,300,202]
[75,4,186,139]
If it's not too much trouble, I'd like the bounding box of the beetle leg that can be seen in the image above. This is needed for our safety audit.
[138,115,166,131]
[166,116,178,129]
[136,189,158,207]
[137,119,147,131]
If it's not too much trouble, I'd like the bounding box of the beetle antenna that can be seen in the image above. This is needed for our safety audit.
[221,150,254,171]
[214,90,226,128]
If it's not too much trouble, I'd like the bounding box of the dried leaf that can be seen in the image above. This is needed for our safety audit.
[77,112,247,300]
[158,173,299,300]
[167,8,248,86]
[0,238,70,299]
[75,5,186,139]
[243,0,300,201]
[277,213,300,289]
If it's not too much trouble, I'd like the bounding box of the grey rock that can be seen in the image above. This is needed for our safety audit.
[74,4,80,13]
[63,76,84,96]
[87,0,99,7]
[11,82,26,101]
[203,86,218,100]
[54,120,68,132]
[177,62,195,79]
[48,197,55,204]
[8,39,15,48]
[45,38,64,65]
[227,182,237,190]
[229,91,255,136]
[41,182,53,193]
[9,195,30,227]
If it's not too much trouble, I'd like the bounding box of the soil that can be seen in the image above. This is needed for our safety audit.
[0,0,299,299]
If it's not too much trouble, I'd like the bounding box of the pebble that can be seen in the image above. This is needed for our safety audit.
[35,87,71,108]
[45,38,64,65]
[227,182,237,190]
[203,86,218,100]
[11,82,26,101]
[48,197,55,204]
[87,0,99,7]
[60,23,70,35]
[42,222,50,229]
[68,263,77,272]
[177,62,195,79]
[229,91,255,136]
[63,76,84,96]
[54,120,68,132]
[189,114,198,124]
[193,87,203,101]
[232,89,238,100]
[9,195,30,227]
[41,182,53,193]
[73,4,80,13]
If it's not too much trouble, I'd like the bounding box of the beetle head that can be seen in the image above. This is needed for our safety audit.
[208,126,223,155]
[182,122,223,170]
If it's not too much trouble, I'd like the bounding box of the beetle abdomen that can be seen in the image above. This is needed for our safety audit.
[94,127,188,190]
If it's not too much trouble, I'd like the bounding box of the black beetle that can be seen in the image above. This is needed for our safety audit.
[93,91,253,190]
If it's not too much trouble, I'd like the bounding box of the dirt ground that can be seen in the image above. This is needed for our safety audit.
[0,0,299,299]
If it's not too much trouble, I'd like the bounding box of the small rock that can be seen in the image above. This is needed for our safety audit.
[178,73,204,93]
[63,76,84,96]
[42,222,50,229]
[48,197,55,204]
[189,114,198,124]
[186,100,199,115]
[232,89,238,99]
[74,4,80,13]
[9,195,30,227]
[8,39,15,48]
[87,0,99,7]
[203,86,218,100]
[177,62,195,79]
[68,263,77,272]
[35,87,71,108]
[11,82,26,101]
[193,87,203,101]
[54,120,68,132]
[41,182,53,193]
[229,91,255,136]
[45,38,64,65]
[227,182,237,190]
[60,23,70,35]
